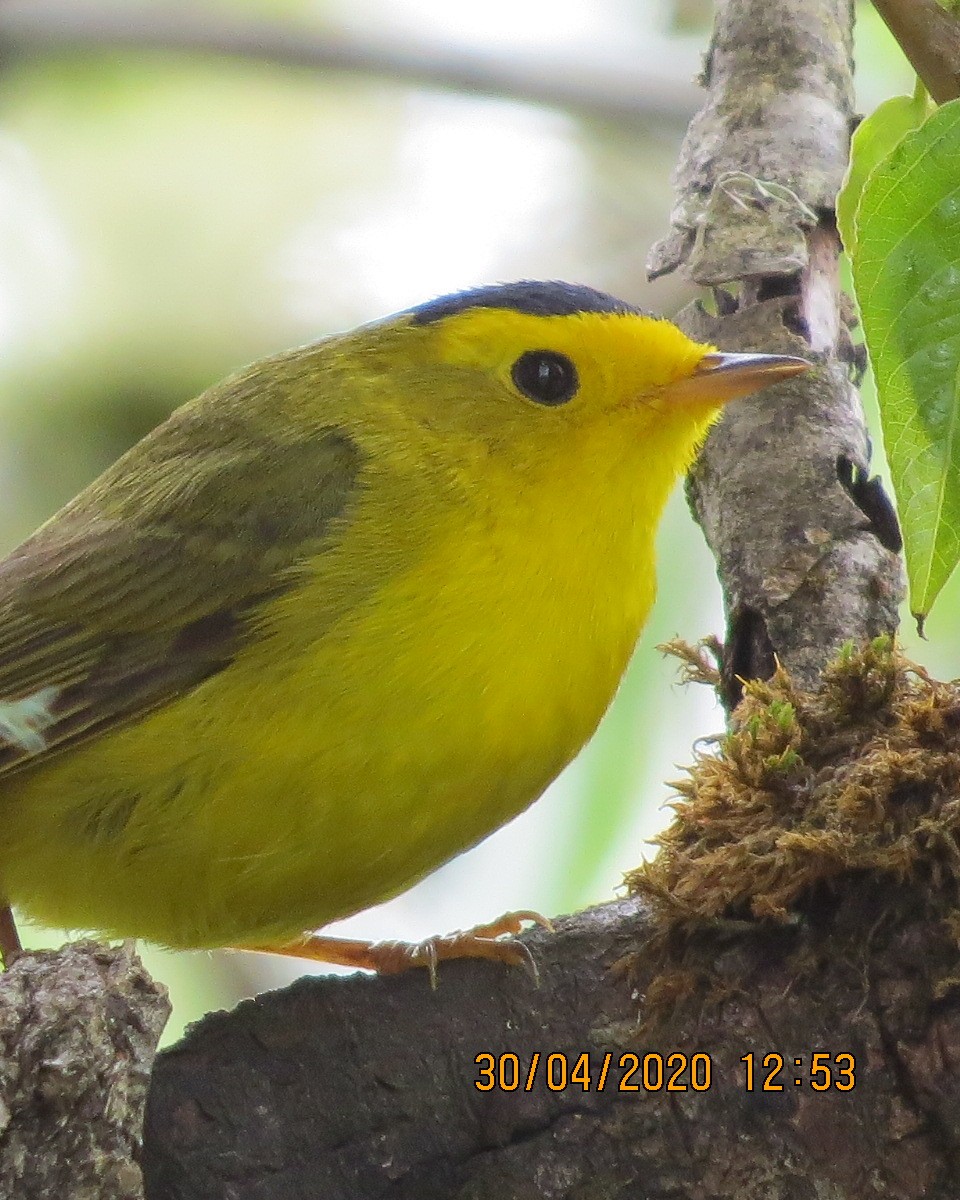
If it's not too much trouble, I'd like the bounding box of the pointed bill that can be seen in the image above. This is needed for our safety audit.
[667,351,809,405]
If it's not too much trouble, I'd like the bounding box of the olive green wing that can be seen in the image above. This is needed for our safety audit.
[0,421,362,777]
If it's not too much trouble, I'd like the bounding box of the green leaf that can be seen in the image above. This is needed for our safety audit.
[837,91,934,257]
[853,98,960,620]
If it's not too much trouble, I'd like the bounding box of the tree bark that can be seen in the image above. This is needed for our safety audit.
[0,942,169,1199]
[143,879,960,1198]
[650,0,903,707]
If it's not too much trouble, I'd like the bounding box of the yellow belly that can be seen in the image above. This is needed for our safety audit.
[0,488,655,949]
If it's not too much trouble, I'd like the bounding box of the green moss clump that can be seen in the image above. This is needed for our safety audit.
[624,638,960,1015]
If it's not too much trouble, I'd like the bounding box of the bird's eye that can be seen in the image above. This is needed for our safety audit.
[511,350,579,407]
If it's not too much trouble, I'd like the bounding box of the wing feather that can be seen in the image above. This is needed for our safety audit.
[0,395,362,776]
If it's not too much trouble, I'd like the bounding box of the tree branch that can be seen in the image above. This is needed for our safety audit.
[650,0,904,704]
[143,875,960,1198]
[870,0,960,104]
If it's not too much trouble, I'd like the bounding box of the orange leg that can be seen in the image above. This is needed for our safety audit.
[0,905,22,967]
[239,909,553,988]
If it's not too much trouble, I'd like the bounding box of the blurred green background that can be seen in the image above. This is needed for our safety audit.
[0,0,947,1041]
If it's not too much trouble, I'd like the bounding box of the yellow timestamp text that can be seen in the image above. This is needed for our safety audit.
[473,1051,713,1093]
[741,1052,856,1091]
[472,1051,858,1094]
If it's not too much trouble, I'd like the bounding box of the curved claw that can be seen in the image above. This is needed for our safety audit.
[241,909,554,987]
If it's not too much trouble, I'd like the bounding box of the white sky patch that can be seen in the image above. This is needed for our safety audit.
[329,0,664,56]
[362,0,601,48]
[0,135,76,352]
[279,92,582,323]
[0,686,60,754]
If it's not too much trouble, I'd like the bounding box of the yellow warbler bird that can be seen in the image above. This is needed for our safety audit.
[0,282,805,974]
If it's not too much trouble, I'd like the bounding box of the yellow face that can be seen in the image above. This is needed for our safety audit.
[343,293,724,494]
[316,283,804,519]
[432,305,712,416]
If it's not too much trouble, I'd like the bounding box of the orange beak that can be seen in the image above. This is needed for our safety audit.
[666,351,809,405]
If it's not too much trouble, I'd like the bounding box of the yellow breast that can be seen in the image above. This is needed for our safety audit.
[0,417,658,949]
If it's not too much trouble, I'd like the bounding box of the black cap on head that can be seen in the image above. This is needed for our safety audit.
[408,281,646,326]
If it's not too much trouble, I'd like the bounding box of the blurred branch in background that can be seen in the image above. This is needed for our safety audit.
[0,0,700,127]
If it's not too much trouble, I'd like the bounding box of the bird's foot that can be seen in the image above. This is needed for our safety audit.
[241,909,553,987]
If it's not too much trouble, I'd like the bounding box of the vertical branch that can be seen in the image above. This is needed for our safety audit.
[870,0,960,104]
[650,0,904,706]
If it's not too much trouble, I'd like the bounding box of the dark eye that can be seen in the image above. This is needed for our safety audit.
[511,350,579,406]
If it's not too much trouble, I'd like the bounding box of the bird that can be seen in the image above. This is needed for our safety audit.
[0,281,806,978]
